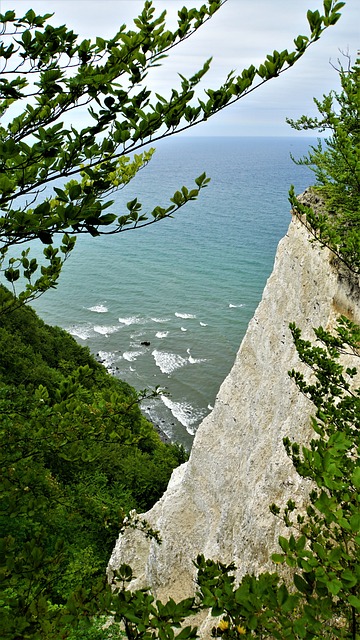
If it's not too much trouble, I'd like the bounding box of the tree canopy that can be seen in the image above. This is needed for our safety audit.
[0,286,187,639]
[288,54,360,274]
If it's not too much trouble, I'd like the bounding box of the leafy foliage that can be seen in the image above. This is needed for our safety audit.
[0,288,187,639]
[0,0,344,309]
[101,563,199,640]
[288,54,360,273]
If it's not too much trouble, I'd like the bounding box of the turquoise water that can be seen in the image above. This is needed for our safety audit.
[31,136,315,448]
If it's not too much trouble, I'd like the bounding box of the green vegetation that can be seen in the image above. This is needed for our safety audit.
[0,285,187,638]
[288,55,360,274]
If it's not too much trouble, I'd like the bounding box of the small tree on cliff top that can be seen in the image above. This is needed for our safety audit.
[288,54,360,274]
[0,0,345,312]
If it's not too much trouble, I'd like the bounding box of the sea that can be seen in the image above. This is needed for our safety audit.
[30,136,315,449]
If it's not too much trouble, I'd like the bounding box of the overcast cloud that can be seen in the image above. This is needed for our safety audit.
[3,0,360,135]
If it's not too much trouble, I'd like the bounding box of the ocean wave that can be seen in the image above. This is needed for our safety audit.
[175,312,196,319]
[93,325,120,336]
[88,304,108,313]
[140,398,173,439]
[151,316,171,323]
[118,316,144,326]
[123,350,144,362]
[152,349,188,374]
[156,331,169,339]
[97,350,118,369]
[160,395,200,434]
[68,325,93,340]
[187,349,207,364]
[228,303,245,308]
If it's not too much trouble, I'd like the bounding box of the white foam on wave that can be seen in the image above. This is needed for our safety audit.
[199,322,208,327]
[160,395,197,433]
[151,316,171,323]
[118,316,144,326]
[180,327,187,332]
[152,349,188,374]
[123,350,144,362]
[187,348,207,364]
[68,325,92,341]
[94,325,120,337]
[97,350,118,369]
[175,312,196,319]
[156,331,169,339]
[88,304,108,313]
[229,303,245,308]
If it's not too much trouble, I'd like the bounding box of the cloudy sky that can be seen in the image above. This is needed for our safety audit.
[4,0,360,135]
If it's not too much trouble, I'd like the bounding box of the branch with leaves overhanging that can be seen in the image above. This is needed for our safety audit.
[0,0,345,309]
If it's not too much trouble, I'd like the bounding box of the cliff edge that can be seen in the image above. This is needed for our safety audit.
[108,213,360,607]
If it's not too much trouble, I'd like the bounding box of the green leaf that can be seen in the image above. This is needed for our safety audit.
[53,187,68,202]
[248,615,258,630]
[69,184,82,200]
[5,267,20,282]
[293,618,307,637]
[327,579,342,596]
[277,583,289,606]
[98,213,116,225]
[294,574,313,595]
[272,553,285,564]
[0,174,15,194]
[38,231,53,244]
[21,30,32,47]
[341,568,357,588]
[348,595,360,610]
[279,536,289,553]
[176,626,197,639]
[351,466,360,490]
[195,172,208,187]
[171,191,183,206]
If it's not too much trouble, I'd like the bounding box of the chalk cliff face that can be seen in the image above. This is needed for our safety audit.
[108,212,360,607]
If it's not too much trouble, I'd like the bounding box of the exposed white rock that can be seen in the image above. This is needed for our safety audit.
[108,214,360,612]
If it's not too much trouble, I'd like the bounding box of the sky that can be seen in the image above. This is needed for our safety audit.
[2,0,359,136]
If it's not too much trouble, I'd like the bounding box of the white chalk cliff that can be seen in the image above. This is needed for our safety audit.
[108,207,360,614]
